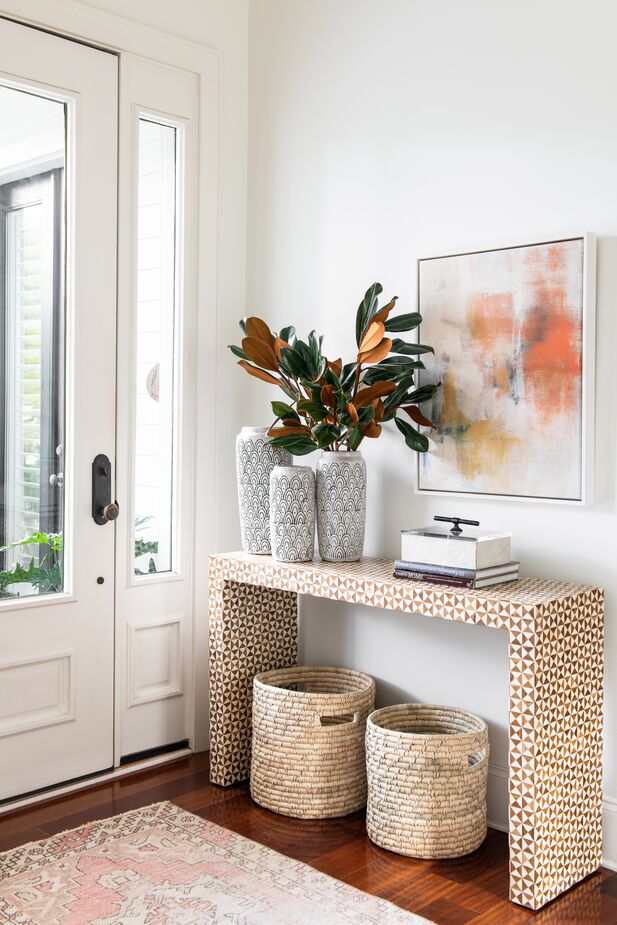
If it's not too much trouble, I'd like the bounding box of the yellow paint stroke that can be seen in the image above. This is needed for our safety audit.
[457,419,519,483]
[439,372,519,483]
[440,373,470,432]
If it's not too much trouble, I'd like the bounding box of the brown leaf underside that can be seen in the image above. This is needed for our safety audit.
[237,360,279,385]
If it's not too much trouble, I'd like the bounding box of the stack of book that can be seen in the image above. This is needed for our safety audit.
[395,516,519,589]
[393,559,519,589]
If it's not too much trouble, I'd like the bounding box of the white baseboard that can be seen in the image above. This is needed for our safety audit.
[486,764,617,871]
[0,748,192,815]
[602,797,617,870]
[487,763,509,832]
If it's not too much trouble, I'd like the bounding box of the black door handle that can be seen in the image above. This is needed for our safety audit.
[92,454,119,525]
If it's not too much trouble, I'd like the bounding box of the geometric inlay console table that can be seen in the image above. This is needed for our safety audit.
[208,551,604,910]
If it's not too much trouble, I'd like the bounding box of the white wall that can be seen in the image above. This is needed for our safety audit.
[247,0,617,844]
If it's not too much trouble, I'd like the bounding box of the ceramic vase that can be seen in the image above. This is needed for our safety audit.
[316,450,367,562]
[236,427,292,554]
[269,466,315,562]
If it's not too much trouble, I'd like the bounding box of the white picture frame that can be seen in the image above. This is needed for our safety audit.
[415,234,596,505]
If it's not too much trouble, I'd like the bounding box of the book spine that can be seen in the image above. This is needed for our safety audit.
[394,559,476,579]
[475,574,519,588]
[393,569,475,589]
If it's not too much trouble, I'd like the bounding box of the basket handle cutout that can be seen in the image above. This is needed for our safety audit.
[319,712,359,727]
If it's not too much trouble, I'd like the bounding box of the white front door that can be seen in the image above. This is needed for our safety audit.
[0,18,118,800]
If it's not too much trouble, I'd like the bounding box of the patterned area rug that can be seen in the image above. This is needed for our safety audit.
[0,801,435,924]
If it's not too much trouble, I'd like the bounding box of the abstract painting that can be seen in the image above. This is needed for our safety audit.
[417,237,595,502]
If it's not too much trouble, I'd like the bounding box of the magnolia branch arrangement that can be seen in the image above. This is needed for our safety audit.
[229,282,439,455]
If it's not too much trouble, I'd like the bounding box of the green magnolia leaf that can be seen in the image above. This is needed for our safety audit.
[228,344,247,360]
[322,367,347,411]
[280,346,310,379]
[271,401,300,421]
[239,318,247,335]
[355,282,383,347]
[372,355,421,370]
[390,338,434,356]
[280,382,303,402]
[293,338,325,380]
[362,361,424,386]
[300,379,322,395]
[296,399,329,421]
[340,362,356,391]
[308,330,321,370]
[394,416,430,452]
[294,340,316,375]
[348,425,364,450]
[269,435,317,456]
[357,404,375,425]
[312,423,340,449]
[279,325,296,344]
[383,373,419,410]
[362,357,426,385]
[384,312,422,333]
[324,366,342,390]
[403,383,439,404]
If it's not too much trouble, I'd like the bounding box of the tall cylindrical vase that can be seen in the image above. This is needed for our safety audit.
[269,466,315,562]
[236,427,292,554]
[316,450,367,562]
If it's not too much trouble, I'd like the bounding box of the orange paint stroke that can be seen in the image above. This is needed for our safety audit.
[466,292,515,352]
[522,283,582,422]
[466,292,516,399]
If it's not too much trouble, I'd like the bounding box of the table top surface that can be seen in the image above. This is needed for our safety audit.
[210,551,603,628]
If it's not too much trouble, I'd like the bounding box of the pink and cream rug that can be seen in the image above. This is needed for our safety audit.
[0,801,434,924]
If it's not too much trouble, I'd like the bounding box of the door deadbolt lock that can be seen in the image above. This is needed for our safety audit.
[92,454,119,525]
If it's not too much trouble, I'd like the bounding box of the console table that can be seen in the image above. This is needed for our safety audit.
[208,551,604,910]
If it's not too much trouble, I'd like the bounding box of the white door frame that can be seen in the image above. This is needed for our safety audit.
[0,0,219,770]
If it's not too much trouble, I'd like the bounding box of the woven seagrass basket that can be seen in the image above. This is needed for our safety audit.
[251,666,375,819]
[366,703,489,859]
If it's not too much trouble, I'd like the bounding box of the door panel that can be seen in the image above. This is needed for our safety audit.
[0,19,117,799]
[116,55,197,761]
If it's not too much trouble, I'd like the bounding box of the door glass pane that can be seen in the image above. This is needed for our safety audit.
[0,85,65,599]
[133,118,179,576]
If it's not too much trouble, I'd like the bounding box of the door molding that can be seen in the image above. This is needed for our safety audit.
[0,0,221,757]
[0,647,75,737]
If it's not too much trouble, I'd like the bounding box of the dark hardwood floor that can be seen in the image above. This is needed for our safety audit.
[1,752,615,924]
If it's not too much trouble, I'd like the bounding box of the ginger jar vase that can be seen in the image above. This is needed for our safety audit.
[269,465,315,562]
[316,450,367,562]
[235,426,292,554]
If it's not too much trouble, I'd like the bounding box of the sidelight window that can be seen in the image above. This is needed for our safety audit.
[133,117,182,576]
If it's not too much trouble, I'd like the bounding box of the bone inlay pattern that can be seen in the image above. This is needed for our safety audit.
[208,552,604,911]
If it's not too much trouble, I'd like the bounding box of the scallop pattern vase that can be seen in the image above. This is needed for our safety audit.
[316,450,367,562]
[236,427,292,554]
[269,466,315,562]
